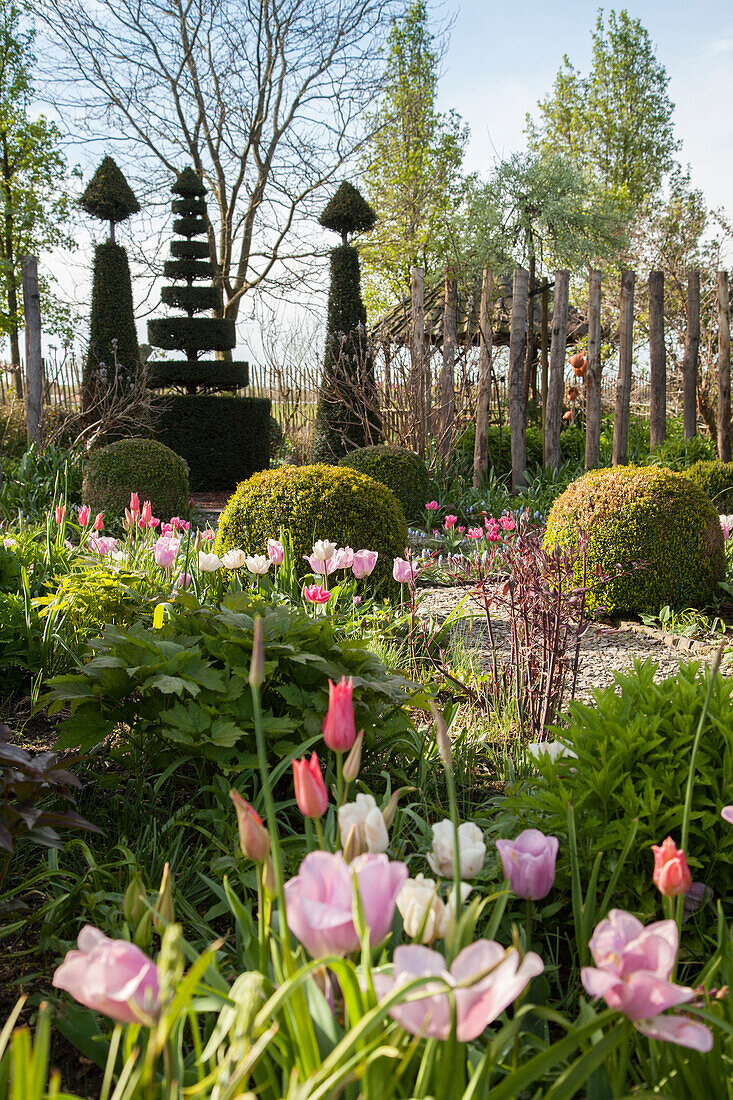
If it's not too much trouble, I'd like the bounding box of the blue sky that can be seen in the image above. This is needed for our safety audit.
[437,0,733,220]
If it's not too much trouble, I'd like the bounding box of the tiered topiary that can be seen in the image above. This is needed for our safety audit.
[215,464,407,589]
[147,168,270,489]
[83,437,190,523]
[312,182,382,463]
[545,465,725,615]
[339,445,428,522]
[80,157,140,412]
[683,459,733,513]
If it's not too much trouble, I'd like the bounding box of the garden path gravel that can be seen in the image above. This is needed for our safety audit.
[417,586,728,703]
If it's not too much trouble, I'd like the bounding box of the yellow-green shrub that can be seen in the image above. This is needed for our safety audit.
[684,459,733,513]
[216,464,407,587]
[83,436,190,522]
[339,445,427,522]
[544,465,725,614]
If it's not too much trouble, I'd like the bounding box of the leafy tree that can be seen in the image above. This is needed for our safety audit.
[80,155,139,241]
[0,0,74,395]
[527,9,679,214]
[359,0,469,319]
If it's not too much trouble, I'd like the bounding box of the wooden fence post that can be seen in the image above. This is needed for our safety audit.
[612,270,635,466]
[682,268,700,439]
[473,267,493,487]
[438,271,457,455]
[718,270,731,462]
[410,266,425,454]
[508,266,529,490]
[649,270,666,450]
[585,270,602,469]
[544,271,569,471]
[22,255,43,446]
[540,279,549,435]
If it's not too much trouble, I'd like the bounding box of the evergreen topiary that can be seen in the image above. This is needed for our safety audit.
[339,445,428,522]
[81,158,141,413]
[544,465,725,615]
[683,459,733,513]
[83,437,190,522]
[215,465,407,589]
[312,183,382,463]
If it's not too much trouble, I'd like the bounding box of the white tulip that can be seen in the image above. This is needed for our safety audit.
[527,741,577,764]
[245,554,272,575]
[338,793,389,854]
[198,551,222,572]
[427,820,486,879]
[221,548,247,570]
[312,539,337,562]
[397,874,472,943]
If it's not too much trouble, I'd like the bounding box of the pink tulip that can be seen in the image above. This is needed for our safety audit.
[323,676,356,752]
[499,515,515,532]
[651,837,692,898]
[54,504,65,525]
[303,552,337,575]
[467,528,483,539]
[230,790,270,862]
[393,557,417,584]
[352,549,378,579]
[93,512,104,531]
[425,501,439,511]
[89,536,119,557]
[333,546,355,570]
[292,753,328,818]
[285,850,408,957]
[176,571,192,588]
[267,538,285,565]
[169,516,190,531]
[444,515,457,529]
[486,525,500,542]
[353,595,362,606]
[129,492,140,516]
[53,925,159,1025]
[721,806,733,824]
[200,528,215,543]
[581,910,712,1051]
[77,505,90,527]
[496,829,559,900]
[373,940,544,1041]
[304,583,331,605]
[457,526,466,534]
[154,536,181,569]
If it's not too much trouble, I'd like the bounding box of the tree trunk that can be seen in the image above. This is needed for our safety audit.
[439,272,457,455]
[613,270,635,466]
[544,271,569,472]
[524,253,536,404]
[473,267,493,487]
[2,134,22,399]
[585,270,602,469]
[682,269,700,439]
[22,256,43,445]
[410,266,425,455]
[540,279,549,436]
[649,270,666,450]
[509,266,529,490]
[717,270,731,462]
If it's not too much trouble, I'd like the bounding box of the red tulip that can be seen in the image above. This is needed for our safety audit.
[323,677,356,752]
[293,753,328,818]
[652,837,692,898]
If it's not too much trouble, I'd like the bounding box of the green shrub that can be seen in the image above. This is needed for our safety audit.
[646,432,716,471]
[683,459,733,512]
[499,660,733,918]
[152,395,270,490]
[453,424,582,482]
[544,465,725,614]
[47,592,416,774]
[339,445,428,522]
[85,241,140,406]
[82,436,190,522]
[216,464,407,588]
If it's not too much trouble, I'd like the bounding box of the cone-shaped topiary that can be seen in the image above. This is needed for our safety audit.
[84,241,141,411]
[80,156,140,241]
[544,465,725,615]
[312,181,381,463]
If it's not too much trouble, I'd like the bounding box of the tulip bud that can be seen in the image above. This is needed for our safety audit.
[651,837,692,898]
[292,753,328,818]
[262,856,277,899]
[194,530,202,554]
[230,789,270,862]
[123,871,148,927]
[343,729,364,782]
[342,823,364,862]
[382,786,411,829]
[154,862,174,931]
[323,676,356,752]
[249,616,265,688]
[429,702,453,772]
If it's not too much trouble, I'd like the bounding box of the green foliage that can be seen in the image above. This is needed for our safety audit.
[79,156,140,227]
[152,395,270,490]
[161,285,222,313]
[545,465,725,614]
[646,431,716,471]
[683,460,733,512]
[147,317,235,353]
[0,441,83,523]
[454,423,583,482]
[312,244,382,462]
[173,165,206,197]
[84,241,140,406]
[82,436,190,522]
[47,592,416,773]
[147,360,248,391]
[501,660,733,917]
[339,445,428,522]
[319,181,376,240]
[216,464,407,588]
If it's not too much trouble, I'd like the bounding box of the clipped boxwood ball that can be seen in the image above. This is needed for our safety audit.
[216,465,407,587]
[83,436,190,523]
[683,459,733,513]
[544,465,725,615]
[338,445,428,523]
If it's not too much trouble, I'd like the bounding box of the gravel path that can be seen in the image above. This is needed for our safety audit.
[417,586,726,703]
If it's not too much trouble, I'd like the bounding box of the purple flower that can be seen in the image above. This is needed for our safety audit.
[496,829,558,900]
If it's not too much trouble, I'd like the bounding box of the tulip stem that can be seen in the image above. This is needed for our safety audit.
[525,898,533,953]
[336,752,344,808]
[314,816,327,852]
[256,862,268,973]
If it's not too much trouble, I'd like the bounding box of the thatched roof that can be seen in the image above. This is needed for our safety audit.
[371,274,587,349]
